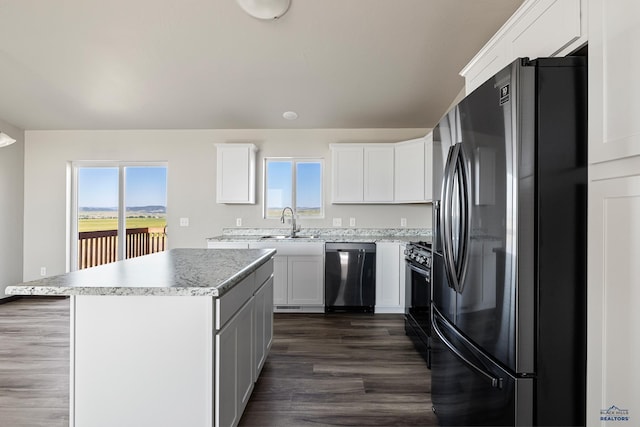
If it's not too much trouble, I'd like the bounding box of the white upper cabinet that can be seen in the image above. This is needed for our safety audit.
[424,132,433,202]
[461,0,587,94]
[364,144,395,202]
[394,137,425,203]
[589,0,640,163]
[331,144,364,203]
[216,143,257,204]
[331,139,430,204]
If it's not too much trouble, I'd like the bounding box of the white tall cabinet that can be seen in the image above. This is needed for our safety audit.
[375,242,405,314]
[587,0,640,424]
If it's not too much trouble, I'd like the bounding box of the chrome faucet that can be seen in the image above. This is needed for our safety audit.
[280,207,299,237]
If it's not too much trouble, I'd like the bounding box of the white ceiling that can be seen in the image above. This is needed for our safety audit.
[0,0,523,130]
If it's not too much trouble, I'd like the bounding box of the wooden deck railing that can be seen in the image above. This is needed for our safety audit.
[78,228,167,269]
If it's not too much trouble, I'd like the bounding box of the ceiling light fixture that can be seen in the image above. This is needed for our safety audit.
[236,0,291,20]
[282,111,298,120]
[0,132,16,148]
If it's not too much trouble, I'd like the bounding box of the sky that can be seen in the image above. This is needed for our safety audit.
[78,166,167,208]
[266,160,321,210]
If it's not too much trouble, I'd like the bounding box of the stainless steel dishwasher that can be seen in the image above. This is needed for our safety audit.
[324,242,376,313]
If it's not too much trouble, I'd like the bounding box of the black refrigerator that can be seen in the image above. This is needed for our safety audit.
[430,57,587,426]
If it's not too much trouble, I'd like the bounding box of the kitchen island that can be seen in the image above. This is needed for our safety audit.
[6,248,276,427]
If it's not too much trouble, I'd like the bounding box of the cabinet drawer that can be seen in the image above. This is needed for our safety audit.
[254,258,274,293]
[215,273,255,330]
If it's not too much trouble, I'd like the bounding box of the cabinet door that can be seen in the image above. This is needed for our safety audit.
[394,138,426,202]
[236,300,254,415]
[215,317,239,427]
[424,132,433,202]
[364,144,394,202]
[588,175,640,423]
[331,145,364,203]
[253,277,273,380]
[272,257,288,305]
[215,299,254,427]
[589,0,640,163]
[216,144,256,204]
[375,242,402,310]
[288,256,324,305]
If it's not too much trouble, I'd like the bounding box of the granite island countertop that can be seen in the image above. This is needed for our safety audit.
[5,248,276,298]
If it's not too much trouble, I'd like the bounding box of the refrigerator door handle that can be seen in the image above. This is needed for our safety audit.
[442,143,472,294]
[441,144,459,290]
[454,146,472,293]
[432,311,504,389]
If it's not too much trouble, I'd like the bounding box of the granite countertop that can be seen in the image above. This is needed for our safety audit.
[207,227,432,244]
[5,248,276,298]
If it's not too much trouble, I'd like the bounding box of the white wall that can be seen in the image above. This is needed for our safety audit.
[0,119,24,298]
[23,128,432,281]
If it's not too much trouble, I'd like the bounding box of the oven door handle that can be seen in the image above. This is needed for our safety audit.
[407,262,429,278]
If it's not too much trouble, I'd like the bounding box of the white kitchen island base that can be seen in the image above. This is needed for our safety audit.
[71,296,215,427]
[72,283,273,426]
[6,249,274,427]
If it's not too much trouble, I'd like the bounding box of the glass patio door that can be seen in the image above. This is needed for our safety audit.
[72,163,167,270]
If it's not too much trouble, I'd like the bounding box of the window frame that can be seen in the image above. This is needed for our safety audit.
[69,161,168,272]
[262,157,324,219]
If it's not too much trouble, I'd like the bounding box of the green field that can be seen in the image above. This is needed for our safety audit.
[78,217,167,233]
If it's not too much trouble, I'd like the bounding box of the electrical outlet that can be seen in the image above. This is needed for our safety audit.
[179,217,189,227]
[333,218,342,227]
[236,218,242,227]
[349,217,356,227]
[401,218,407,227]
[40,267,46,276]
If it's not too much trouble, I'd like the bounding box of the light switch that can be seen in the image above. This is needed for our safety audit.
[180,217,189,227]
[333,218,342,227]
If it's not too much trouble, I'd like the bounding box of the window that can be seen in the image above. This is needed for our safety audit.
[71,162,167,270]
[264,158,323,219]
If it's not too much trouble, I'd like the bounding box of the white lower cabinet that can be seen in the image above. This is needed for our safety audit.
[587,175,640,424]
[215,297,254,427]
[272,257,288,305]
[375,242,404,313]
[253,277,274,381]
[288,256,324,305]
[249,241,324,312]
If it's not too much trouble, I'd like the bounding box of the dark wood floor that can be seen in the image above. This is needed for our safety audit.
[0,297,69,427]
[240,313,436,426]
[0,298,436,427]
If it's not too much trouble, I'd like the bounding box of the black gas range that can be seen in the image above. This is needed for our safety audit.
[404,241,432,367]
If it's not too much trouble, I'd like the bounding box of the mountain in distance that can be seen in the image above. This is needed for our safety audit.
[80,205,166,214]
